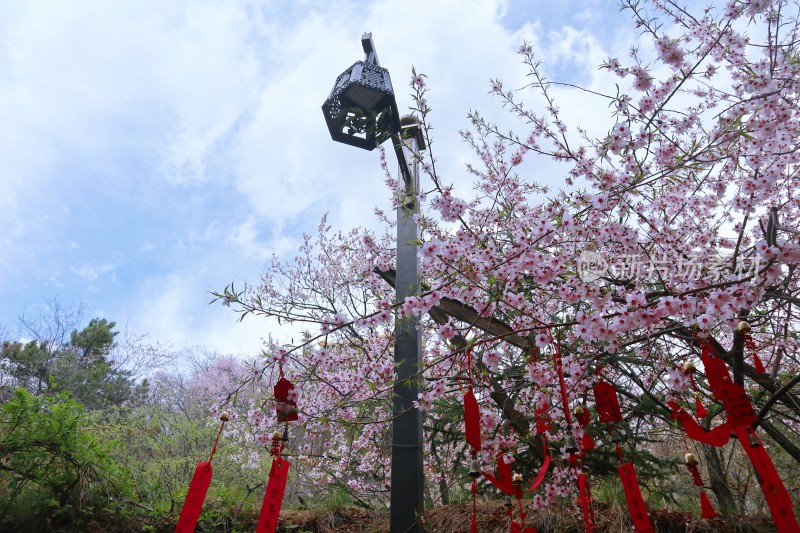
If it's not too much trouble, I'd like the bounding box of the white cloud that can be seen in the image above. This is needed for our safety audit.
[0,0,636,354]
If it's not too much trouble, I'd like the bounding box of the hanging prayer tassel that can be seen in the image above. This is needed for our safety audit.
[464,387,482,451]
[684,452,717,519]
[256,456,291,533]
[734,426,800,533]
[617,462,654,533]
[694,395,709,419]
[593,381,622,424]
[175,412,228,533]
[700,491,717,519]
[574,405,595,452]
[470,478,478,533]
[578,472,594,533]
[174,462,213,533]
[753,353,765,375]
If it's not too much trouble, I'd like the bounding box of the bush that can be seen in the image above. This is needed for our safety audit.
[0,388,134,531]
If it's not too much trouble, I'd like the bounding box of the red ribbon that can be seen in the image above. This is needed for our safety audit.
[734,426,800,532]
[174,462,213,533]
[256,457,292,533]
[578,472,595,533]
[617,462,654,533]
[669,403,732,447]
[464,387,482,452]
[525,456,551,493]
[743,330,765,374]
[483,454,514,494]
[699,346,757,426]
[535,402,551,434]
[554,333,573,426]
[483,455,551,495]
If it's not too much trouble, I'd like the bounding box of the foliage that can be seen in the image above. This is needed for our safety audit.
[0,388,134,531]
[1,316,149,409]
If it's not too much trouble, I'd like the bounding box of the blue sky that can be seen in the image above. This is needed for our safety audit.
[0,0,631,356]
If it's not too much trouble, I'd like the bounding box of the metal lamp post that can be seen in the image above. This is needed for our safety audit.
[322,33,425,533]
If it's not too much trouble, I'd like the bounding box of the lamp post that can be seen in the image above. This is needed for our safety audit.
[322,34,425,533]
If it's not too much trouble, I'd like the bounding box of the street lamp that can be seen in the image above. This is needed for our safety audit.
[322,33,425,533]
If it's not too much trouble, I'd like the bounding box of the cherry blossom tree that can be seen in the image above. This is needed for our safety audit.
[215,0,800,519]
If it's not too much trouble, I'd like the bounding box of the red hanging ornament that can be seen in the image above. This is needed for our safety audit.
[683,360,709,420]
[574,405,595,453]
[174,461,213,533]
[734,426,800,533]
[256,455,291,533]
[617,462,655,533]
[578,472,596,533]
[593,381,622,424]
[175,412,228,532]
[274,377,298,422]
[683,452,717,519]
[464,387,482,452]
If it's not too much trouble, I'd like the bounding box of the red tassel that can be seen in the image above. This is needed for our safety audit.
[256,457,291,533]
[753,353,765,374]
[525,456,552,493]
[578,473,594,533]
[699,344,730,402]
[175,462,213,533]
[695,396,708,419]
[617,462,654,533]
[700,491,717,519]
[470,480,477,533]
[582,432,595,453]
[464,388,482,452]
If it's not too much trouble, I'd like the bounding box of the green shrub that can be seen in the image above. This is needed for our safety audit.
[0,388,134,531]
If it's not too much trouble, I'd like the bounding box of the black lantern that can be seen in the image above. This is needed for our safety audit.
[322,33,401,150]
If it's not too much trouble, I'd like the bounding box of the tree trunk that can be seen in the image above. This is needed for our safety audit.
[700,443,737,514]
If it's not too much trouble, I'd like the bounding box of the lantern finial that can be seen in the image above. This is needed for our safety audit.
[361,32,379,66]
